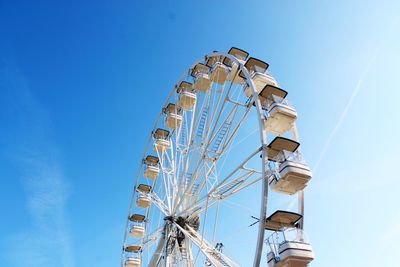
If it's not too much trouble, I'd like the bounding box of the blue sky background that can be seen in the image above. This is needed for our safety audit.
[1,0,400,266]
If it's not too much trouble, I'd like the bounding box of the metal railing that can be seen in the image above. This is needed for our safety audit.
[265,228,311,257]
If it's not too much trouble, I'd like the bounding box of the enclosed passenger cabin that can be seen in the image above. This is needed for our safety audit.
[267,137,312,195]
[136,184,152,208]
[124,245,142,267]
[259,85,297,135]
[164,103,182,129]
[207,55,229,84]
[266,228,314,267]
[143,155,160,180]
[177,81,196,110]
[153,128,171,153]
[129,214,146,238]
[241,57,277,97]
[223,47,249,84]
[191,63,212,92]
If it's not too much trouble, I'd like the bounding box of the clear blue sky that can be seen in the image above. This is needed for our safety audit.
[1,0,400,266]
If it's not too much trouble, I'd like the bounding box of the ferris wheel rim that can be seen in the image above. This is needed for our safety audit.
[122,51,270,267]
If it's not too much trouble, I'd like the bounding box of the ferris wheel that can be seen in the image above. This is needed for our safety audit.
[121,48,314,267]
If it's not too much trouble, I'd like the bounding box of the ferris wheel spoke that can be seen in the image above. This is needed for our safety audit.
[158,145,182,213]
[177,147,262,218]
[184,171,261,218]
[178,82,232,206]
[142,226,164,248]
[199,97,247,159]
[201,73,237,148]
[204,81,250,153]
[194,86,214,144]
[216,105,251,156]
[205,104,239,152]
[173,104,253,214]
[148,230,167,267]
[196,104,250,179]
[210,146,262,192]
[185,145,261,212]
[183,239,194,266]
[208,174,262,209]
[172,109,196,205]
[158,163,172,211]
[174,107,198,209]
[171,104,211,215]
[202,85,225,146]
[149,192,170,216]
[174,223,239,267]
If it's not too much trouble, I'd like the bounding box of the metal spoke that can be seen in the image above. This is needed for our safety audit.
[173,100,252,214]
[148,230,167,267]
[149,191,170,216]
[184,172,262,218]
[142,226,164,248]
[174,223,240,267]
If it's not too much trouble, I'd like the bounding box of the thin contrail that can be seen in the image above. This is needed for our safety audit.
[285,52,378,211]
[312,48,379,174]
[313,16,400,174]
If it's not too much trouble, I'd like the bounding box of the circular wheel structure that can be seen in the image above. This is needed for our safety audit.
[122,48,313,267]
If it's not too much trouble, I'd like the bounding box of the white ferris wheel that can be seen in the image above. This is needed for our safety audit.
[121,48,314,267]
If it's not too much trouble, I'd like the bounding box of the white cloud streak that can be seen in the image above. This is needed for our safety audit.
[312,48,379,175]
[1,61,74,267]
[312,17,400,174]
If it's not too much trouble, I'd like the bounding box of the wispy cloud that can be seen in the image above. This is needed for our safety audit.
[1,61,74,267]
[285,56,377,210]
[312,50,378,175]
[312,17,400,175]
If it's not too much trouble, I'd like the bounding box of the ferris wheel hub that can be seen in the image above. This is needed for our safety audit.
[163,215,200,231]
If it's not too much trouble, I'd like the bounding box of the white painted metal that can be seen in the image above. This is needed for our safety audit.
[268,160,312,195]
[210,62,229,84]
[277,242,314,266]
[266,229,314,267]
[226,62,244,83]
[292,125,305,230]
[144,165,160,180]
[130,225,145,238]
[148,231,166,267]
[244,72,278,97]
[165,113,183,129]
[125,257,141,267]
[264,102,297,135]
[136,193,151,208]
[177,90,196,110]
[175,223,240,267]
[153,138,171,153]
[177,82,197,110]
[193,72,212,92]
